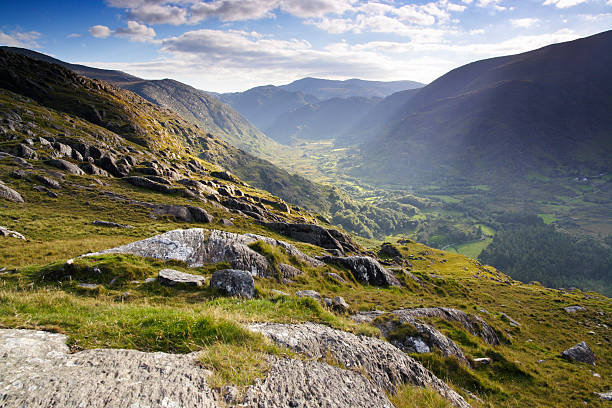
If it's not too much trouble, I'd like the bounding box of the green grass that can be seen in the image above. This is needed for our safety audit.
[537,213,558,225]
[446,239,493,259]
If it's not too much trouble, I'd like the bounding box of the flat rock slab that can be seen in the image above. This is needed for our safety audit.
[249,322,471,408]
[0,329,216,408]
[243,357,395,408]
[85,228,323,278]
[158,268,205,287]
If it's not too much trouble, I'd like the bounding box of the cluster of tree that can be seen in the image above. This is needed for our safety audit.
[479,225,612,296]
[415,219,482,249]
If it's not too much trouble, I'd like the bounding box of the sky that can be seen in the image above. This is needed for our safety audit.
[1,0,611,92]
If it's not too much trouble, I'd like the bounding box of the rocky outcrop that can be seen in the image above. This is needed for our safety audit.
[249,323,471,408]
[0,226,26,240]
[124,175,173,193]
[0,329,217,408]
[0,181,24,202]
[34,174,61,189]
[45,159,85,175]
[263,222,360,255]
[243,357,395,408]
[85,228,322,278]
[397,307,500,345]
[210,269,255,298]
[317,255,401,287]
[158,268,206,287]
[561,341,596,365]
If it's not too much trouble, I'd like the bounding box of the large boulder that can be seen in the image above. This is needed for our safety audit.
[263,222,360,255]
[210,269,255,298]
[124,176,172,193]
[13,143,37,160]
[0,329,217,408]
[561,341,596,365]
[158,269,205,287]
[0,181,24,202]
[84,228,322,278]
[45,159,85,175]
[397,307,500,345]
[317,255,401,287]
[249,323,471,408]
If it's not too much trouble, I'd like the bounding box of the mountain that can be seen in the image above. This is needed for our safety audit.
[219,85,319,131]
[0,46,283,161]
[349,31,612,186]
[265,96,380,143]
[279,77,424,99]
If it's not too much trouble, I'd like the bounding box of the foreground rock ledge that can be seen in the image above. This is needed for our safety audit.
[250,322,471,408]
[0,329,403,408]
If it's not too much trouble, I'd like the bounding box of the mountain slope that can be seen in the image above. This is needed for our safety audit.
[280,77,423,99]
[0,46,283,161]
[350,30,612,186]
[265,96,380,143]
[219,85,319,131]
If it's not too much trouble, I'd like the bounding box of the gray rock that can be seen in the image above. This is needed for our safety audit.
[596,391,612,401]
[270,289,289,296]
[91,220,133,228]
[473,357,491,366]
[296,290,322,301]
[0,181,24,202]
[561,341,596,365]
[96,154,126,177]
[326,272,346,283]
[85,228,322,278]
[317,255,401,287]
[564,305,586,313]
[81,162,109,177]
[13,143,37,159]
[249,323,471,408]
[331,296,350,313]
[186,205,213,223]
[500,312,521,327]
[124,175,172,193]
[54,142,73,157]
[10,169,27,179]
[220,218,234,227]
[351,310,386,323]
[35,174,61,189]
[210,269,255,298]
[77,283,100,289]
[278,263,302,278]
[243,356,395,408]
[45,159,85,175]
[158,268,205,287]
[397,307,500,345]
[0,226,26,240]
[0,329,216,407]
[263,222,360,255]
[144,277,157,283]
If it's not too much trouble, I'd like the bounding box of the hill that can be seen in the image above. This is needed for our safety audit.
[280,77,424,99]
[349,31,612,187]
[0,46,284,162]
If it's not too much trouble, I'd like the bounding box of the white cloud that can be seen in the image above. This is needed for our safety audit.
[542,0,588,8]
[115,20,157,42]
[89,25,112,38]
[510,18,540,27]
[0,30,41,48]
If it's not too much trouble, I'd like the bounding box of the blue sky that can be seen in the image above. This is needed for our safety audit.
[1,0,611,92]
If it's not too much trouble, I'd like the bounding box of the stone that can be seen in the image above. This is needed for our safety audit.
[249,323,471,408]
[124,175,172,193]
[91,220,133,228]
[0,181,24,202]
[81,163,109,177]
[396,307,500,345]
[331,296,350,313]
[210,169,240,183]
[263,222,360,255]
[45,159,85,175]
[144,277,156,283]
[77,283,100,289]
[243,357,396,408]
[317,255,401,287]
[564,305,586,313]
[220,218,234,227]
[35,174,61,189]
[54,142,73,157]
[270,289,289,296]
[326,272,346,283]
[296,290,322,301]
[561,341,596,365]
[0,226,26,240]
[13,143,37,159]
[10,169,27,179]
[96,154,126,177]
[596,391,612,401]
[278,263,302,279]
[473,357,491,366]
[158,268,205,287]
[210,269,255,298]
[186,205,214,223]
[380,242,402,258]
[0,329,216,407]
[501,312,521,327]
